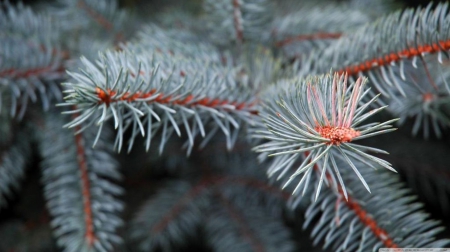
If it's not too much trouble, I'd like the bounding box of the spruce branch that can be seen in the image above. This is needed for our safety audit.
[75,0,119,32]
[202,0,274,46]
[38,112,123,252]
[61,44,258,153]
[130,144,293,252]
[386,60,450,138]
[0,1,66,117]
[44,0,136,62]
[301,2,450,96]
[131,25,223,64]
[253,72,397,200]
[50,0,127,38]
[131,176,290,252]
[130,181,207,251]
[299,2,450,137]
[239,45,285,90]
[271,3,370,58]
[302,161,450,251]
[205,194,294,252]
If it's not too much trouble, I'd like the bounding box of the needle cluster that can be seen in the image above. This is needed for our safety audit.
[254,72,398,200]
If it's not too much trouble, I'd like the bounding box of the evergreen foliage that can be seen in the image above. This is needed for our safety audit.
[303,162,449,251]
[0,0,450,251]
[253,72,397,200]
[38,112,123,252]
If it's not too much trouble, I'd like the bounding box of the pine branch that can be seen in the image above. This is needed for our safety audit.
[302,2,450,79]
[61,41,258,153]
[130,143,293,251]
[239,45,285,90]
[271,3,370,58]
[386,60,450,138]
[131,140,289,251]
[253,72,397,200]
[299,3,450,137]
[0,1,66,118]
[202,0,274,46]
[50,0,127,37]
[38,112,123,252]
[205,193,295,252]
[302,160,450,251]
[76,0,117,32]
[129,25,223,64]
[130,181,207,251]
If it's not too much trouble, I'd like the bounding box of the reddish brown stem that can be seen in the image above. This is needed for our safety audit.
[0,66,65,79]
[73,122,96,246]
[338,40,450,76]
[0,39,69,79]
[338,186,398,248]
[96,88,259,115]
[305,152,399,248]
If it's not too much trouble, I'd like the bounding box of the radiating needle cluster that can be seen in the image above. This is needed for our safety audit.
[253,72,398,200]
